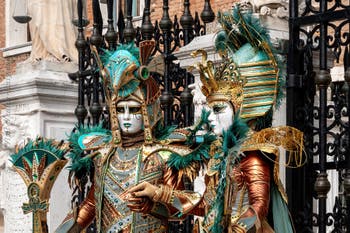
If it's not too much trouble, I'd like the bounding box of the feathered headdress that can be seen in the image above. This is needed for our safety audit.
[92,41,164,146]
[192,6,283,130]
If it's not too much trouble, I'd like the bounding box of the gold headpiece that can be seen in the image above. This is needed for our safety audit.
[191,49,246,111]
[191,43,278,120]
[92,41,164,146]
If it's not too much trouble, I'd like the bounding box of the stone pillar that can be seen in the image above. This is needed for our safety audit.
[0,61,78,233]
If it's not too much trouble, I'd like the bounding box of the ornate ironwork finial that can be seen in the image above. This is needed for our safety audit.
[314,173,331,199]
[105,0,118,49]
[315,69,332,87]
[141,0,154,40]
[200,0,215,24]
[160,0,172,32]
[117,8,126,44]
[75,0,87,51]
[75,0,88,125]
[180,0,194,45]
[90,0,104,48]
[124,0,136,43]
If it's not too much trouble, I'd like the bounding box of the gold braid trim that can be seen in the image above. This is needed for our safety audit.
[241,126,305,168]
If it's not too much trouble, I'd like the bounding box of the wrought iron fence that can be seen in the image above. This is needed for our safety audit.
[287,0,350,232]
[69,0,215,232]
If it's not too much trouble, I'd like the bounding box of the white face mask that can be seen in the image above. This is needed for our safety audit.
[116,100,143,135]
[208,101,234,136]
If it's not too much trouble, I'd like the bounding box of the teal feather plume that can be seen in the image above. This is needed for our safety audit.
[166,109,216,170]
[216,6,286,131]
[100,43,140,65]
[67,122,111,172]
[167,133,216,170]
[10,137,68,168]
[185,108,212,145]
[153,121,178,140]
[117,78,141,97]
[99,43,141,95]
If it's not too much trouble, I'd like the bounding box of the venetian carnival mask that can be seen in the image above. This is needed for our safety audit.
[208,101,234,136]
[116,99,143,135]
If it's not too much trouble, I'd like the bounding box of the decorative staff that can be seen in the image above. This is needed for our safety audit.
[10,138,69,233]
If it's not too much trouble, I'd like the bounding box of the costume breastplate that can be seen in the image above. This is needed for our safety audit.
[94,146,166,233]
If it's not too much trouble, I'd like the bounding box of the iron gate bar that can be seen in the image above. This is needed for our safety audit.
[288,0,350,232]
[344,50,350,233]
[290,9,350,26]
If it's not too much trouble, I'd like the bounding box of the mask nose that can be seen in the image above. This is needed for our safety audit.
[123,105,130,120]
[208,111,215,122]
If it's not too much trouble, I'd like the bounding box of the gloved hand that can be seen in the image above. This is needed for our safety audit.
[127,181,158,200]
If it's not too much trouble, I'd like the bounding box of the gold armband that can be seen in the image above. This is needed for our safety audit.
[151,185,174,204]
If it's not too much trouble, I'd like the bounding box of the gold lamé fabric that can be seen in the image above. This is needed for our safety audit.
[76,185,96,228]
[233,151,270,220]
[156,151,272,233]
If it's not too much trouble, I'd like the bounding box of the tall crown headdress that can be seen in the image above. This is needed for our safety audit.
[92,41,164,146]
[192,6,282,130]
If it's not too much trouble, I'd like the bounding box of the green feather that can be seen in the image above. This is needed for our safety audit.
[153,121,178,140]
[10,137,67,168]
[185,108,211,145]
[207,115,249,233]
[67,122,111,173]
[100,43,140,65]
[167,133,216,170]
[166,109,216,170]
[117,79,141,97]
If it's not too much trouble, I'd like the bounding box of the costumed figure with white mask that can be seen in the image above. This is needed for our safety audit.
[55,40,216,233]
[127,5,305,233]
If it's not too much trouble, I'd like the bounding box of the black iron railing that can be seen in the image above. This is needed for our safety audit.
[287,0,350,232]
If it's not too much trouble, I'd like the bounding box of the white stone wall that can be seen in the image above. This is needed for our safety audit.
[0,61,78,233]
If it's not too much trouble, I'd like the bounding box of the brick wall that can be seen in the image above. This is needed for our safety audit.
[150,0,239,23]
